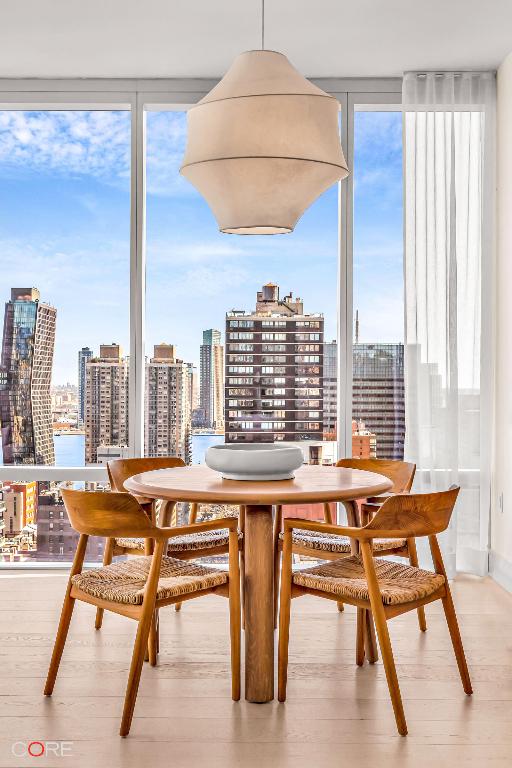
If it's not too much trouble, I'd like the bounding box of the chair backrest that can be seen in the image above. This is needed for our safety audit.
[364,486,459,538]
[107,456,185,492]
[61,487,158,538]
[336,458,416,494]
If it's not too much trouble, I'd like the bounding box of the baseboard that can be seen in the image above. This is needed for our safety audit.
[457,546,489,577]
[489,550,512,593]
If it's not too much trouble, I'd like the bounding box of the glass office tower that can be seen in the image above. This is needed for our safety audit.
[0,288,56,465]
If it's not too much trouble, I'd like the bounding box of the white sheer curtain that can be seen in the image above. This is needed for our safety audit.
[403,72,495,576]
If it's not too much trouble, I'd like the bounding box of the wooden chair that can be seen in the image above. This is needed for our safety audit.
[98,457,244,628]
[44,487,240,737]
[273,458,422,628]
[277,487,472,736]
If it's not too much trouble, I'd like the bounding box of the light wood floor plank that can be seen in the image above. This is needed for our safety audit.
[0,572,510,767]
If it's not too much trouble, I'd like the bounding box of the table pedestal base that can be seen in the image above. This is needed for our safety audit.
[244,504,274,702]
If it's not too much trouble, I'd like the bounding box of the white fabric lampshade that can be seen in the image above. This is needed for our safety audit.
[180,50,349,234]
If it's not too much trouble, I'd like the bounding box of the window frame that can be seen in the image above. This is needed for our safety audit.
[0,77,402,566]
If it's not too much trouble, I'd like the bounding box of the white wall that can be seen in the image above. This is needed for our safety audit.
[492,50,512,591]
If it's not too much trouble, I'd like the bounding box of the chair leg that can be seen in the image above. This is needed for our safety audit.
[148,610,158,667]
[240,551,246,631]
[189,503,199,524]
[428,533,472,694]
[442,586,473,695]
[44,591,77,696]
[355,608,377,665]
[45,534,88,696]
[273,548,281,629]
[273,505,283,629]
[95,537,115,630]
[120,540,164,737]
[323,501,334,524]
[324,504,345,613]
[356,608,365,666]
[407,538,427,632]
[143,537,162,654]
[277,531,293,702]
[228,528,241,702]
[373,609,407,734]
[361,542,408,736]
[364,609,379,664]
[120,605,156,736]
[173,502,201,614]
[239,506,246,630]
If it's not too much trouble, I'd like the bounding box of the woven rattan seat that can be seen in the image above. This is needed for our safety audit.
[116,529,242,552]
[280,528,407,554]
[72,556,228,605]
[293,555,445,605]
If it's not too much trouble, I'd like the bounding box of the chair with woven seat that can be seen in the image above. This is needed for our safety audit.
[44,487,240,737]
[97,457,244,629]
[278,486,472,736]
[273,458,422,628]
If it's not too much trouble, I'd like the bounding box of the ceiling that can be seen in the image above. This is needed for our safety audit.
[1,0,511,80]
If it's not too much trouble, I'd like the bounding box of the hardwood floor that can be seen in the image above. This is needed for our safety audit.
[0,571,511,767]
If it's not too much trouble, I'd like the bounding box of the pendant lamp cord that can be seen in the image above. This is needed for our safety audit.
[261,0,265,49]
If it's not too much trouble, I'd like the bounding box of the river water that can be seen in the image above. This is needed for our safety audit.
[52,432,221,467]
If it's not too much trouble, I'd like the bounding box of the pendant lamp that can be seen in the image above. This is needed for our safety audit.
[180,43,348,235]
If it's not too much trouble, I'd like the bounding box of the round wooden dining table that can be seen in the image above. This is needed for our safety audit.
[124,464,393,703]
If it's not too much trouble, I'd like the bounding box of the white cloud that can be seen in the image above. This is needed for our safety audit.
[0,109,208,199]
[0,111,130,186]
[148,239,247,267]
[164,264,249,298]
[145,111,193,197]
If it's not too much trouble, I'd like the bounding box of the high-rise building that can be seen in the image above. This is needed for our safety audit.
[1,485,25,535]
[200,329,224,430]
[352,343,405,459]
[187,363,199,411]
[9,481,37,526]
[145,344,192,462]
[35,486,104,562]
[352,419,377,459]
[320,334,404,460]
[84,343,129,464]
[0,288,56,465]
[78,347,93,426]
[224,282,324,442]
[323,340,337,439]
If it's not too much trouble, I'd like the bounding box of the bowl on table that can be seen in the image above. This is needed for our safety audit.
[205,443,304,481]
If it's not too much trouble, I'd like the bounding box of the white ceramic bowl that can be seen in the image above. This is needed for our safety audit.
[205,443,304,481]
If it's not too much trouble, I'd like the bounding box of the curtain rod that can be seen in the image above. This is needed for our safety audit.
[406,70,496,78]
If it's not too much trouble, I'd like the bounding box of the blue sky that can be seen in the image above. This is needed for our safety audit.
[0,108,403,384]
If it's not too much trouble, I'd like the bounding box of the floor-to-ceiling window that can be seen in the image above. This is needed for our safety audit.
[144,107,341,526]
[0,82,403,565]
[350,100,404,461]
[0,107,131,561]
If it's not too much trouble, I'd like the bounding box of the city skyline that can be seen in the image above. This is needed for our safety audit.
[0,281,406,466]
[0,109,403,384]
